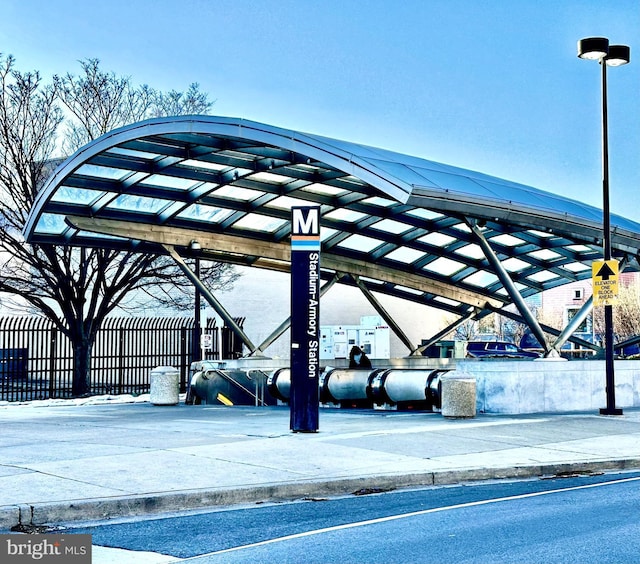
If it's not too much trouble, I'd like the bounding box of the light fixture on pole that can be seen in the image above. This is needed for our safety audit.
[189,240,202,363]
[577,37,630,416]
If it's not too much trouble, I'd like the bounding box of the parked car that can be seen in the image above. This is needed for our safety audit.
[466,341,541,359]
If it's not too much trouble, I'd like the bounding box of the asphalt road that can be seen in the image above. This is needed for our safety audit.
[67,471,640,564]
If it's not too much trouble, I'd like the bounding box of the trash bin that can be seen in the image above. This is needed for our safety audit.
[150,366,180,405]
[441,372,476,419]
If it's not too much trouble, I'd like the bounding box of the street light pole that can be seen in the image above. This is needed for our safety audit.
[577,37,630,416]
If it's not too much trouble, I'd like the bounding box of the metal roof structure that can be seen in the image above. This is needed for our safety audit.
[23,115,640,357]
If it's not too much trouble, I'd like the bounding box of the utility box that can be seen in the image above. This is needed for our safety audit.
[320,316,390,360]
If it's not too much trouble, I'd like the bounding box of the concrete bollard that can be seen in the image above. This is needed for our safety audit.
[150,366,180,405]
[441,373,476,419]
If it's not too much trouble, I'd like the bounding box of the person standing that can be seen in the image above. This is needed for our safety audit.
[349,346,372,368]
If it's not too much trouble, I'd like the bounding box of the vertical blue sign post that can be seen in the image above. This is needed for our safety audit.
[290,206,321,432]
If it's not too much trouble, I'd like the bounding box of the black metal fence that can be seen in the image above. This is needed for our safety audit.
[0,316,244,402]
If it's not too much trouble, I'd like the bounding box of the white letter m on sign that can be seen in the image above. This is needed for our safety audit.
[292,208,319,235]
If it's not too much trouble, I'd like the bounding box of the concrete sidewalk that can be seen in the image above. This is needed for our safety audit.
[1,397,640,533]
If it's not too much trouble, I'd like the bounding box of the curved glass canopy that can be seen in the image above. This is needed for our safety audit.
[23,115,640,354]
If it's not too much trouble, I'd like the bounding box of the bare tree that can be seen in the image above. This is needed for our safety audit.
[0,55,236,396]
[593,278,640,344]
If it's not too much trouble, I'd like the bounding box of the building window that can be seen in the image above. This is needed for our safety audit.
[573,288,583,300]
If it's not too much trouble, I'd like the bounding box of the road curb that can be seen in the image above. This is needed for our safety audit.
[3,458,640,530]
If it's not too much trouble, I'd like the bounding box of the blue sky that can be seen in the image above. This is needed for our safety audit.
[3,0,639,220]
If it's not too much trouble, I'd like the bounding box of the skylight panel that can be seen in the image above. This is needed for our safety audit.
[393,285,423,295]
[502,257,530,272]
[563,262,591,273]
[528,229,554,238]
[490,234,525,247]
[337,234,384,253]
[528,270,559,282]
[214,185,264,201]
[320,227,338,241]
[371,219,412,234]
[300,183,347,196]
[384,247,425,264]
[419,232,456,247]
[233,213,287,233]
[139,174,198,190]
[108,147,159,160]
[325,208,368,223]
[361,196,396,207]
[566,244,593,253]
[464,271,499,288]
[181,159,228,171]
[250,171,294,184]
[423,257,465,276]
[434,296,461,307]
[35,214,67,235]
[529,249,562,261]
[106,194,172,214]
[178,204,233,223]
[455,244,485,259]
[265,195,313,210]
[51,187,104,206]
[76,164,130,181]
[405,208,443,220]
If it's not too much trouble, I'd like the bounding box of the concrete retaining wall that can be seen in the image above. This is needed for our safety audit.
[460,359,640,414]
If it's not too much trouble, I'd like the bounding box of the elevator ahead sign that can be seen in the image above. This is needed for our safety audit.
[592,259,619,306]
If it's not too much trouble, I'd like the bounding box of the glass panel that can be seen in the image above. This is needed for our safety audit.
[563,262,590,272]
[35,213,67,234]
[214,185,264,201]
[139,174,198,190]
[51,187,104,205]
[106,194,172,213]
[423,257,465,276]
[337,234,384,252]
[108,147,160,160]
[325,208,368,223]
[404,208,442,220]
[371,219,411,234]
[250,171,294,183]
[361,196,396,207]
[178,204,234,223]
[300,183,347,196]
[528,229,554,238]
[419,232,455,247]
[502,257,529,272]
[181,159,228,171]
[566,244,593,253]
[455,244,485,259]
[76,164,131,181]
[490,234,525,247]
[434,296,461,307]
[464,271,499,288]
[384,247,425,264]
[232,213,287,232]
[529,249,562,261]
[320,227,338,241]
[265,195,314,210]
[393,285,423,295]
[528,270,559,282]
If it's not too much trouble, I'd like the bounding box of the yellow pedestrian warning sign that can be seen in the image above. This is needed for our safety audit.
[592,259,619,306]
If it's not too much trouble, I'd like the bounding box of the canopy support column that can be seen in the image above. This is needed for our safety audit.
[352,275,417,354]
[253,274,340,355]
[414,309,478,355]
[165,244,259,354]
[469,222,550,355]
[551,297,594,354]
